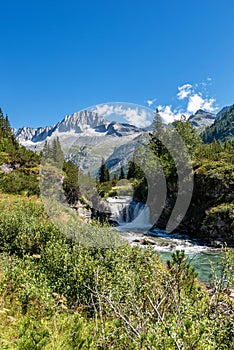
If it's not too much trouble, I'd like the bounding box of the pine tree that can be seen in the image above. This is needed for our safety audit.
[149,108,167,157]
[172,116,202,154]
[112,173,118,184]
[49,137,64,167]
[0,108,5,134]
[119,165,125,180]
[127,160,136,180]
[0,109,13,139]
[42,140,51,159]
[99,158,110,183]
[127,159,145,180]
[63,161,80,204]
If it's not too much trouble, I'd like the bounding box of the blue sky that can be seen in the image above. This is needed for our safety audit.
[1,0,234,128]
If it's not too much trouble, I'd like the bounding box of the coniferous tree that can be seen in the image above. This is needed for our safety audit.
[42,140,51,160]
[99,158,110,183]
[127,159,145,180]
[119,165,125,180]
[0,108,14,139]
[172,116,202,155]
[63,161,80,204]
[52,137,64,166]
[149,108,167,157]
[127,160,136,180]
[112,173,118,185]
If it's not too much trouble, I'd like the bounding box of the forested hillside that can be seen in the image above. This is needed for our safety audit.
[202,104,234,143]
[125,114,234,245]
[0,108,40,195]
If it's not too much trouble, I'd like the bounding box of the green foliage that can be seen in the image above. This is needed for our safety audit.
[0,197,233,349]
[172,116,202,155]
[98,158,110,183]
[97,181,113,198]
[0,108,41,196]
[96,158,112,197]
[149,108,168,157]
[0,108,234,348]
[0,108,14,140]
[127,159,145,180]
[62,161,81,204]
[0,170,40,196]
[167,250,198,295]
[119,165,125,180]
[42,137,64,168]
[202,104,234,143]
[17,319,50,350]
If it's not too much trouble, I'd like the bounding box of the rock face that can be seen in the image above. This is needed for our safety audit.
[188,109,216,130]
[55,111,108,134]
[14,110,145,176]
[14,126,54,143]
[14,110,142,144]
[154,171,234,246]
[72,201,92,222]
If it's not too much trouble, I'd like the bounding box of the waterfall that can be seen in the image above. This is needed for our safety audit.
[106,197,152,230]
[106,196,132,224]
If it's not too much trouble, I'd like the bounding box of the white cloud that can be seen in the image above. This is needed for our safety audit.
[177,84,193,100]
[91,104,152,128]
[157,79,217,123]
[124,108,151,127]
[157,105,187,124]
[187,94,216,114]
[90,79,217,127]
[94,104,117,116]
[147,98,156,107]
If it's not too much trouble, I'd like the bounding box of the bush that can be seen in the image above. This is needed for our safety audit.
[0,197,233,349]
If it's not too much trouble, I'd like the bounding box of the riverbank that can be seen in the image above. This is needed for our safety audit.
[0,194,234,349]
[116,227,234,283]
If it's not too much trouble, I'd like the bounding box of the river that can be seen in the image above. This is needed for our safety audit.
[106,196,233,284]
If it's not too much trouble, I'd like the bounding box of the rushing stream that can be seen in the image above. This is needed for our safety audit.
[106,196,233,284]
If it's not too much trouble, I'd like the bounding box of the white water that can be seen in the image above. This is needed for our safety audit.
[107,197,233,283]
[117,204,152,231]
[108,197,233,283]
[107,196,219,255]
[106,196,152,230]
[107,197,210,255]
[106,196,132,224]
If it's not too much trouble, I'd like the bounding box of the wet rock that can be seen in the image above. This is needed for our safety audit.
[0,163,13,174]
[208,240,224,248]
[133,238,157,245]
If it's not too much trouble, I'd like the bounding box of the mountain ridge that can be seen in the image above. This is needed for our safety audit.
[14,106,233,175]
[201,104,234,143]
[14,110,144,146]
[187,109,216,130]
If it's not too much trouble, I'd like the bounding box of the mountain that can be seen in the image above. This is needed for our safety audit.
[15,126,54,144]
[216,106,230,119]
[15,110,143,145]
[15,105,233,176]
[15,110,145,175]
[201,104,234,143]
[188,109,216,130]
[15,111,108,145]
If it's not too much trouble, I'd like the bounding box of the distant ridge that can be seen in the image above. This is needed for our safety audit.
[187,109,216,130]
[14,105,234,175]
[14,110,143,146]
[201,104,234,143]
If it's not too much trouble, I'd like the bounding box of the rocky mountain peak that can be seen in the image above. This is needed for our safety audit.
[188,109,216,129]
[56,110,108,133]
